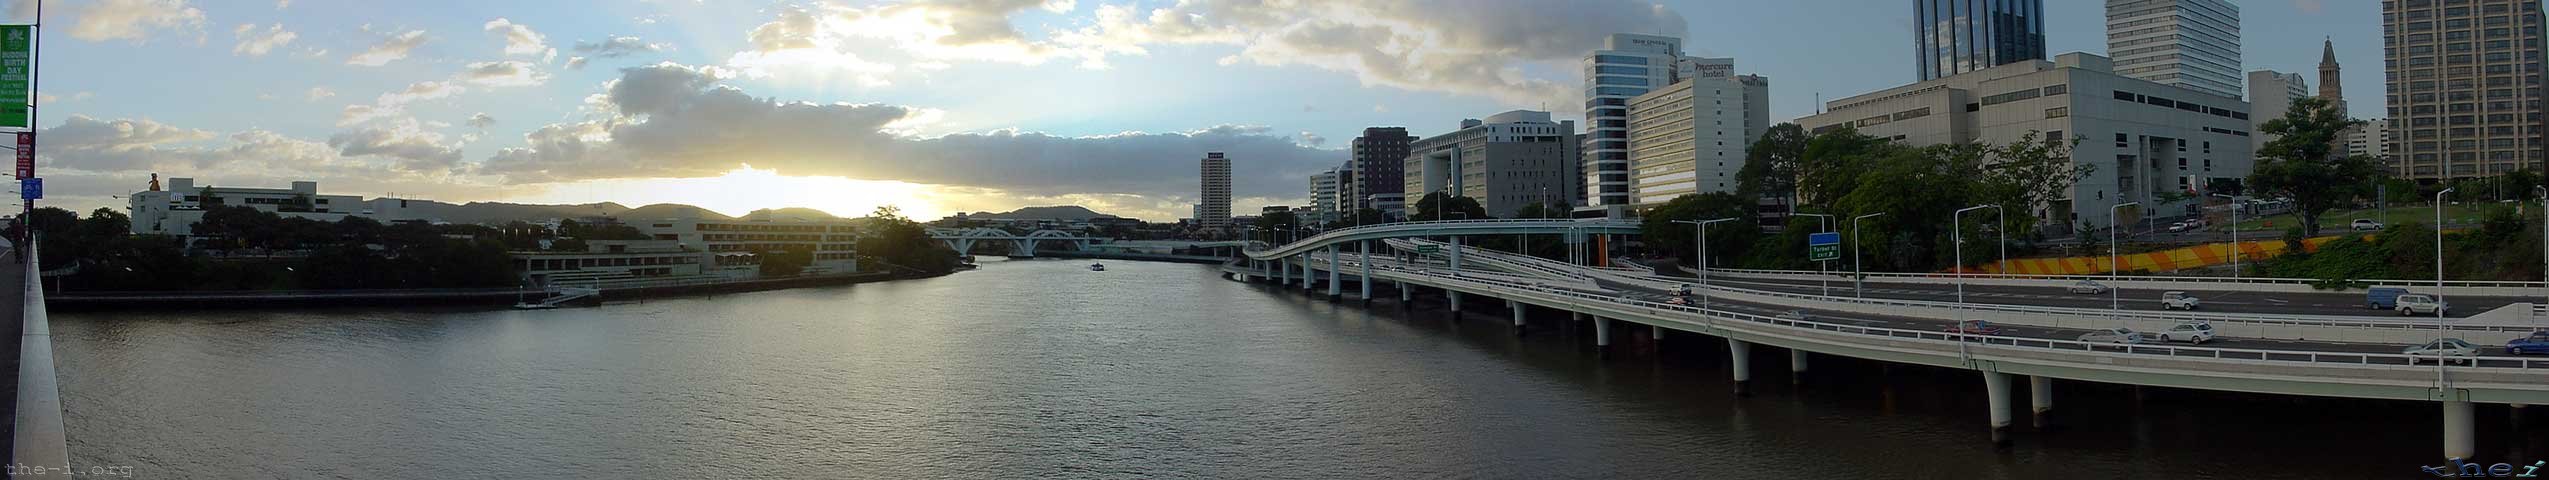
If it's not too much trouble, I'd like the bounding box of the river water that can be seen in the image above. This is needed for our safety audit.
[46,257,2532,478]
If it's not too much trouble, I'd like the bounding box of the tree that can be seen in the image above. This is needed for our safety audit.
[2248,96,2383,237]
[1321,208,1389,230]
[1639,193,1762,267]
[1736,123,1809,200]
[1793,126,1894,212]
[1253,210,1301,242]
[1513,202,1561,220]
[1409,192,1487,221]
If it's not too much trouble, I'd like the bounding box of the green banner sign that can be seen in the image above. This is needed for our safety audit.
[1416,245,1440,254]
[1810,244,1840,262]
[0,25,28,128]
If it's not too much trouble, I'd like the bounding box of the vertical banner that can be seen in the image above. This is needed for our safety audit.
[13,132,28,179]
[0,25,28,128]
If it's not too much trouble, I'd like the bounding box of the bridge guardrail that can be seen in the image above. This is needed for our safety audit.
[1709,267,2549,289]
[14,233,66,469]
[1359,262,2549,371]
[1249,219,1639,257]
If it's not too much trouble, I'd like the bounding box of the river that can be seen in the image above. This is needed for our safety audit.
[47,257,2532,478]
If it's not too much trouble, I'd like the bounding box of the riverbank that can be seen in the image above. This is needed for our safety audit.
[46,270,918,310]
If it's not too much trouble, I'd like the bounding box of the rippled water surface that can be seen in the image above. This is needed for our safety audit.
[48,258,2522,478]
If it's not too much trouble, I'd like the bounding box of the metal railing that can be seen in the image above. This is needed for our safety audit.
[1248,218,1638,256]
[14,233,66,468]
[1361,262,2549,370]
[1708,266,2549,289]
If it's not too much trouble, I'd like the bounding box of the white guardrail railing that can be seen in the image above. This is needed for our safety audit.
[14,233,67,468]
[1333,261,2549,370]
[1390,239,2547,337]
[1709,266,2549,289]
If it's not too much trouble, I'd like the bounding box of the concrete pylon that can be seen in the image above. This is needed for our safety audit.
[1509,300,1526,336]
[2446,399,2476,460]
[1984,371,2014,445]
[1728,338,1753,396]
[2031,376,2054,428]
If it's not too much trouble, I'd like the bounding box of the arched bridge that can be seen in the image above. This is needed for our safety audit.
[926,228,1106,257]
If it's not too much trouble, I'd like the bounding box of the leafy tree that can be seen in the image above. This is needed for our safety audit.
[857,205,959,275]
[1253,210,1301,242]
[2248,96,2384,237]
[1736,123,1809,200]
[1639,193,1761,267]
[1794,126,1894,213]
[1512,202,1563,220]
[1320,208,1389,230]
[1409,192,1487,222]
[757,248,812,277]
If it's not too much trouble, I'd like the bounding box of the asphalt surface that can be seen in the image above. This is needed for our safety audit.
[1687,274,2528,319]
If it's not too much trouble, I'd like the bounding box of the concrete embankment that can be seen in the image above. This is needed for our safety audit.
[46,271,909,310]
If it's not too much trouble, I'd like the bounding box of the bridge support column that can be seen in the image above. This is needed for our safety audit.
[1326,246,1341,299]
[1593,317,1612,349]
[1727,338,1753,396]
[1278,257,1290,284]
[2030,376,2054,428]
[1449,236,1463,271]
[1399,281,1411,303]
[1508,300,1526,335]
[1984,371,2014,445]
[2446,399,2476,460]
[1359,241,1373,302]
[1790,349,1808,378]
[1652,325,1664,343]
[1449,291,1462,313]
[1299,257,1313,290]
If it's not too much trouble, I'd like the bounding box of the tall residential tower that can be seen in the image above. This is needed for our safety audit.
[1915,0,2047,81]
[1350,127,1412,216]
[1199,152,1231,229]
[2106,0,2242,98]
[2381,0,2548,179]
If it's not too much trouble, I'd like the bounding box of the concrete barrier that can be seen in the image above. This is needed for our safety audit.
[13,234,66,469]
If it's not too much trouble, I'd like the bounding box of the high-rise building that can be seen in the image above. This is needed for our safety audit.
[1350,127,1411,213]
[1199,152,1232,228]
[1404,110,1581,218]
[1584,34,1687,208]
[1798,52,2256,232]
[2246,70,2309,148]
[1627,65,1770,205]
[1915,0,2047,81]
[2348,119,2393,165]
[2106,0,2241,98]
[1308,169,1339,224]
[2382,0,2547,180]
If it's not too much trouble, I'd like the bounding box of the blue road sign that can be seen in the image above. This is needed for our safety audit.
[1808,231,1840,261]
[19,177,36,200]
[1809,232,1840,246]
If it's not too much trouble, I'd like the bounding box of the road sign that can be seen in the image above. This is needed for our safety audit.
[1809,231,1841,262]
[1417,244,1440,254]
[0,25,29,128]
[13,132,28,178]
[19,177,37,200]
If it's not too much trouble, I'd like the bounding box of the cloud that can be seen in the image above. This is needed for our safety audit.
[231,23,296,56]
[482,18,547,57]
[347,28,428,66]
[36,91,93,104]
[459,60,548,87]
[565,35,664,69]
[480,62,1339,200]
[326,120,463,172]
[31,116,511,208]
[725,0,1086,81]
[338,80,464,126]
[68,0,205,43]
[2294,0,2325,15]
[466,112,495,129]
[304,86,334,101]
[1298,131,1325,147]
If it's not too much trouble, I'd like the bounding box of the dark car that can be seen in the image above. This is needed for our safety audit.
[2508,332,2549,355]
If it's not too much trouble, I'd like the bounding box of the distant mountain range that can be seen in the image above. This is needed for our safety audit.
[391,200,843,224]
[956,206,1121,221]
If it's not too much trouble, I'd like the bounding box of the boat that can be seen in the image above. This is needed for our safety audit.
[513,302,560,310]
[1089,263,1106,271]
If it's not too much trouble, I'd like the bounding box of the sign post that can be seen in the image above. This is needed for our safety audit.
[1810,231,1841,296]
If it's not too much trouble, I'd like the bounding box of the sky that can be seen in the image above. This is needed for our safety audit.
[7,0,2387,222]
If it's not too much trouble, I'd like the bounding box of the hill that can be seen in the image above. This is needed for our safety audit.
[393,200,632,224]
[966,205,1121,221]
[620,203,735,221]
[740,207,840,221]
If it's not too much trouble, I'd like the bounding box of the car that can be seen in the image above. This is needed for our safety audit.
[2160,321,2215,343]
[1943,319,2004,336]
[1671,284,1692,297]
[2396,294,2450,317]
[2167,221,2190,233]
[1776,310,1808,321]
[2352,219,2384,231]
[2161,291,2200,310]
[2365,287,2409,309]
[2067,279,2109,294]
[2506,332,2549,355]
[2405,338,2479,364]
[2078,328,2146,344]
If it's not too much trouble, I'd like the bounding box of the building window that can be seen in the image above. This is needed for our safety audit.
[2045,107,2069,118]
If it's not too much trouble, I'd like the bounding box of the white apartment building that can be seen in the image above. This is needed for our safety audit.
[1797,53,2257,231]
[1583,34,1688,208]
[1404,110,1582,218]
[2246,70,2308,149]
[2347,119,2393,165]
[513,239,706,286]
[631,216,859,276]
[127,177,427,236]
[1627,66,1769,206]
[2107,0,2243,98]
[1308,168,1340,223]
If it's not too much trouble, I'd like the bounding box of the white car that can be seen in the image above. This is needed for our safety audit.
[2351,219,2384,231]
[1776,310,1808,321]
[2067,280,2109,294]
[2396,294,2450,316]
[1671,284,1692,297]
[2161,291,2200,310]
[2079,328,2146,344]
[2167,221,2190,232]
[2405,338,2479,364]
[2160,321,2215,343]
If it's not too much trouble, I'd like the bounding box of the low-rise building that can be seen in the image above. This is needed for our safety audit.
[1403,110,1583,218]
[1796,52,2257,231]
[630,217,859,275]
[512,239,704,286]
[1627,64,1768,205]
[127,177,427,236]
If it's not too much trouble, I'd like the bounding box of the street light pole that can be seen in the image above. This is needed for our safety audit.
[2109,202,2139,315]
[2537,185,2547,314]
[1795,213,1835,296]
[2437,187,2455,320]
[1673,218,1738,310]
[2211,193,2240,277]
[1852,212,1888,298]
[1953,205,2000,315]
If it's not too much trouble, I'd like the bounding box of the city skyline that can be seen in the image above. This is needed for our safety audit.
[11,0,2394,222]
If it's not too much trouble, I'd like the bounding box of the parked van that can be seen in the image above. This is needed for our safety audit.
[2367,287,2410,309]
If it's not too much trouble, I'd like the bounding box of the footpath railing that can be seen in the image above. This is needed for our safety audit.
[1709,266,2549,289]
[1364,262,2549,371]
[1248,218,1639,256]
[14,233,66,468]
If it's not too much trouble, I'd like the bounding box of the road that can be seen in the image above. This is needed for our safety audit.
[1678,272,2530,319]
